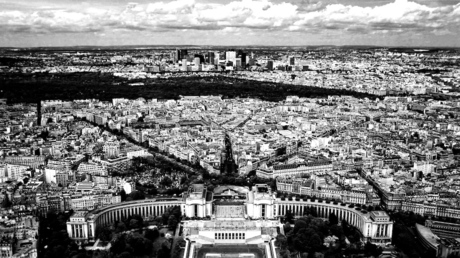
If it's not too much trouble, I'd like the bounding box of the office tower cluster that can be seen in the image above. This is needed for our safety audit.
[146,48,303,73]
[168,49,253,72]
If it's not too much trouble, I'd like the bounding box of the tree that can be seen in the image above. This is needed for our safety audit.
[145,228,160,241]
[129,219,140,230]
[292,228,310,252]
[285,209,294,223]
[127,190,145,201]
[293,219,307,234]
[172,237,186,258]
[116,252,131,258]
[110,234,127,255]
[279,249,290,258]
[364,241,383,257]
[291,227,323,254]
[162,210,171,225]
[168,215,179,230]
[157,241,170,258]
[329,212,338,225]
[120,189,127,202]
[284,222,292,235]
[309,233,323,253]
[330,224,344,239]
[97,226,113,242]
[116,222,127,233]
[171,206,182,220]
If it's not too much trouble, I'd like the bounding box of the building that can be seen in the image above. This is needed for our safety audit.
[77,163,108,176]
[70,194,121,211]
[415,221,460,258]
[194,57,201,67]
[56,172,70,186]
[276,178,367,205]
[103,141,120,159]
[225,51,236,66]
[267,60,274,71]
[273,161,333,178]
[44,168,57,184]
[425,220,460,239]
[126,149,151,159]
[3,156,45,169]
[438,238,460,258]
[401,201,460,220]
[67,184,393,248]
[181,59,188,71]
[6,164,29,180]
[0,241,13,258]
[207,52,215,64]
[174,49,188,63]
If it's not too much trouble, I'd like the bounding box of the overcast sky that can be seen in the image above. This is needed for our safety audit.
[1,0,459,47]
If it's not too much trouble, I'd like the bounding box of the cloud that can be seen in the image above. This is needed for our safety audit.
[292,0,460,34]
[146,0,196,14]
[0,0,459,40]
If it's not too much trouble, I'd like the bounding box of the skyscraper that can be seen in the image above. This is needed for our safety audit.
[194,57,201,67]
[240,53,247,67]
[214,52,220,65]
[237,50,247,68]
[289,56,295,66]
[226,51,237,66]
[235,58,242,68]
[267,60,274,71]
[175,49,188,63]
[207,52,215,64]
[194,54,204,64]
[181,59,188,71]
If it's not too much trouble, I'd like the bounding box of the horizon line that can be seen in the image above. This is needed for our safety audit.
[1,44,460,50]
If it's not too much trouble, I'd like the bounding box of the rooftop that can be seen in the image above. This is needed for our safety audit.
[415,223,440,248]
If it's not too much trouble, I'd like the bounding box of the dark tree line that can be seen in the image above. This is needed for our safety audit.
[1,72,377,104]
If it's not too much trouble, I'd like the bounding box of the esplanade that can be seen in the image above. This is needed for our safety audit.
[67,183,393,250]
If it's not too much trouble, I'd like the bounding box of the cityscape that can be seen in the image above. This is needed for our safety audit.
[1,0,460,258]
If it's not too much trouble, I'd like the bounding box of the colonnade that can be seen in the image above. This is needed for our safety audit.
[67,199,184,242]
[69,224,85,239]
[95,201,183,227]
[276,201,365,232]
[215,232,245,240]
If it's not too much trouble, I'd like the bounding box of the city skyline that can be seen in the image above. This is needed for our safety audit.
[1,0,460,47]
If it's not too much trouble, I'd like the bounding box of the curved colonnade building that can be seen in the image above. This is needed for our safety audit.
[67,184,393,257]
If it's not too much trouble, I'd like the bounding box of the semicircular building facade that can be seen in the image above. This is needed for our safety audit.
[67,183,393,256]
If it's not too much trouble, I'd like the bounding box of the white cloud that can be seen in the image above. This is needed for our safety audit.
[0,0,459,38]
[146,0,196,14]
[293,0,460,33]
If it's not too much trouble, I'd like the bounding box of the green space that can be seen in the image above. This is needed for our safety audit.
[0,72,377,104]
[277,210,383,258]
[37,205,183,258]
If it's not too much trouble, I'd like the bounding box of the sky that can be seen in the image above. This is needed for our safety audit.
[1,0,460,47]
